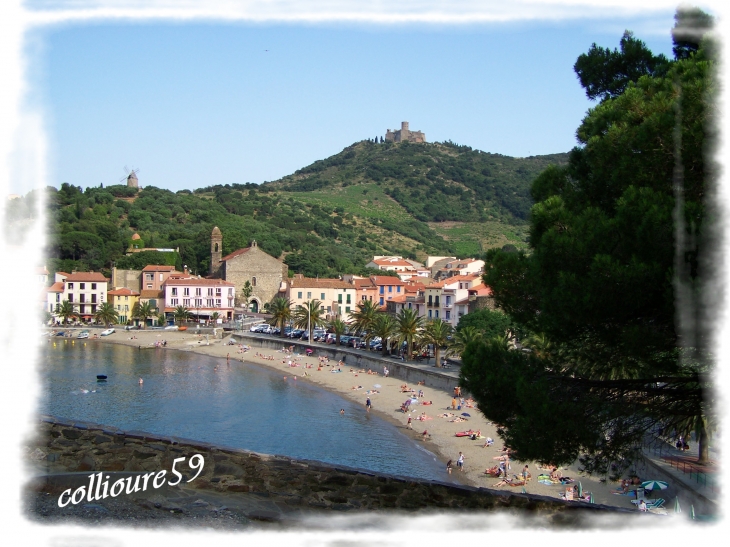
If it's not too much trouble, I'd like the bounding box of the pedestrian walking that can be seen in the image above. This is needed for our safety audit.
[457,452,465,472]
[407,417,412,429]
[366,397,371,412]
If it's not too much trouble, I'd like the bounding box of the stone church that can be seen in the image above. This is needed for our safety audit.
[209,227,288,312]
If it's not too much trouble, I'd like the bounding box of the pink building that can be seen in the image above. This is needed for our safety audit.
[162,277,235,321]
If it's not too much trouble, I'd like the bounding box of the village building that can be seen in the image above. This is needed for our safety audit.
[107,287,140,325]
[285,275,358,322]
[368,276,408,309]
[162,277,235,322]
[54,271,109,321]
[208,227,288,312]
[433,258,485,281]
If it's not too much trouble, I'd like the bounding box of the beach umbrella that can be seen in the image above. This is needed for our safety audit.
[409,398,419,404]
[461,412,471,417]
[373,384,381,388]
[578,482,583,498]
[641,480,668,491]
[690,505,695,520]
[674,497,681,514]
[521,486,527,494]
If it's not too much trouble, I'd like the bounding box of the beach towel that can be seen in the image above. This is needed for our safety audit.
[538,480,553,486]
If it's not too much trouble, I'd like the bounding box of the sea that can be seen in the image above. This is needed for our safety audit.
[39,341,454,483]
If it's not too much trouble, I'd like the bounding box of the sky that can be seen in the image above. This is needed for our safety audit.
[13,1,711,194]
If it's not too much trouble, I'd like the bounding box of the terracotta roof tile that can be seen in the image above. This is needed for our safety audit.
[369,276,407,286]
[108,288,140,296]
[64,272,109,282]
[142,265,177,272]
[140,290,164,299]
[162,278,235,287]
[289,278,355,290]
[46,282,64,293]
[220,247,251,261]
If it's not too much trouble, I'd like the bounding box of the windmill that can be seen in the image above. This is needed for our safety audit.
[120,166,141,188]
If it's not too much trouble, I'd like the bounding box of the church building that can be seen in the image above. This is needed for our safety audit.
[209,227,288,312]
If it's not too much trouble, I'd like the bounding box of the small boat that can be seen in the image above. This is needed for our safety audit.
[100,328,115,336]
[96,374,107,381]
[77,330,90,339]
[178,326,188,331]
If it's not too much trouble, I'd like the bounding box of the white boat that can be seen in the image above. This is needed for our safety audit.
[76,330,89,339]
[100,328,115,336]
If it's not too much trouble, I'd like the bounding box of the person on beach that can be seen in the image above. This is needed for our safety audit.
[407,417,412,429]
[138,378,143,385]
[451,398,457,410]
[366,397,371,412]
[422,430,430,441]
[522,465,531,482]
[446,460,453,474]
[457,452,465,472]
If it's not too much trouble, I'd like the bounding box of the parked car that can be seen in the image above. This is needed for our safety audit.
[312,330,326,342]
[287,329,304,338]
[339,335,352,346]
[348,337,361,348]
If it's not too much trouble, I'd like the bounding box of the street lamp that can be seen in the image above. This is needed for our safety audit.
[307,302,311,344]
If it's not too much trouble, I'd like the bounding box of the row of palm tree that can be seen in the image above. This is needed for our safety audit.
[53,299,168,329]
[260,297,461,367]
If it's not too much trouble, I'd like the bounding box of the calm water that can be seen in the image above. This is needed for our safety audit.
[40,341,453,482]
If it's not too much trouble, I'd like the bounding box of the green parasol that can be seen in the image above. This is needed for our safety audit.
[674,497,681,514]
[690,505,696,520]
[522,486,527,494]
[578,481,583,498]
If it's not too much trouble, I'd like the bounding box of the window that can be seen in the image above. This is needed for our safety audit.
[435,297,440,307]
[208,288,214,296]
[379,286,384,294]
[195,288,202,296]
[124,296,128,301]
[216,288,221,296]
[307,292,311,299]
[183,288,190,296]
[388,286,392,293]
[147,284,153,289]
[361,295,366,301]
[91,294,97,304]
[428,310,432,318]
[408,303,412,309]
[338,294,342,304]
[397,286,401,293]
[183,298,190,306]
[207,299,214,307]
[345,306,350,313]
[159,274,163,282]
[55,294,60,302]
[145,274,153,281]
[171,288,178,296]
[68,294,73,302]
[125,305,129,312]
[252,277,257,287]
[195,299,202,307]
[435,310,439,318]
[321,293,325,300]
[67,283,73,290]
[216,299,221,307]
[297,292,302,299]
[80,283,85,289]
[346,294,351,304]
[91,283,96,290]
[445,296,451,306]
[171,298,178,306]
[379,297,384,306]
[80,294,86,303]
[445,311,451,320]
[428,295,433,306]
[228,288,233,296]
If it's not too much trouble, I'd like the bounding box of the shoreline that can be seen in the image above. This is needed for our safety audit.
[54,329,640,511]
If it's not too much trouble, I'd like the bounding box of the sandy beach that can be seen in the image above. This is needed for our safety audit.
[74,328,646,512]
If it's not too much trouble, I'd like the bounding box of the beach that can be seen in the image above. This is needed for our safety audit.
[79,328,642,511]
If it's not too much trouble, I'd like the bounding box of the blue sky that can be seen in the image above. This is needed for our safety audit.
[28,7,689,193]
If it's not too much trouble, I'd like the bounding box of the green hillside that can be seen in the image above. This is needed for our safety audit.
[11,140,567,280]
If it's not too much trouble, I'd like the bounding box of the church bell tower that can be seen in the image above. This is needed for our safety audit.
[210,226,222,276]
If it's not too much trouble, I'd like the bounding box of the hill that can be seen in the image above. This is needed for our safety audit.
[11,140,568,280]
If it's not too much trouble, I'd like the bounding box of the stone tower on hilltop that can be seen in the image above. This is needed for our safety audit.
[385,121,426,143]
[210,226,223,276]
[126,171,138,188]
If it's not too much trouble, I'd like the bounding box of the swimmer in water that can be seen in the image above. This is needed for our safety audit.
[340,409,345,415]
[138,378,143,385]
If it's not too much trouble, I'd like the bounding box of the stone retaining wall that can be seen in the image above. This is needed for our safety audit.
[29,416,633,519]
[231,333,463,394]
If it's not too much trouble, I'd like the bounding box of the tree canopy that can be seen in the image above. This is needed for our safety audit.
[463,15,715,476]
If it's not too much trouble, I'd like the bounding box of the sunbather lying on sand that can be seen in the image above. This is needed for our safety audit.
[449,417,468,423]
[485,465,500,476]
[351,386,363,390]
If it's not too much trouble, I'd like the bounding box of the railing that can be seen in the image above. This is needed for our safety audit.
[643,435,718,494]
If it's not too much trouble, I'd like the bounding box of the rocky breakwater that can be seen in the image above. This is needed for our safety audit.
[26,416,640,528]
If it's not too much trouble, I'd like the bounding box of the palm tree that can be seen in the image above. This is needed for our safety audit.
[157,312,167,326]
[267,297,292,338]
[370,313,396,357]
[132,301,155,329]
[56,300,78,325]
[395,308,423,361]
[328,317,347,346]
[520,332,553,360]
[210,311,220,325]
[420,318,454,367]
[293,300,326,341]
[348,299,380,348]
[174,305,192,326]
[93,302,119,327]
[450,326,483,359]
